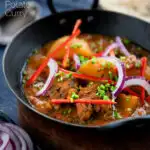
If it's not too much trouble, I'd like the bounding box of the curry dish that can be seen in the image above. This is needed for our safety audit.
[22,19,150,126]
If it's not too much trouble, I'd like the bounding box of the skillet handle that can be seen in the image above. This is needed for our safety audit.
[47,0,99,14]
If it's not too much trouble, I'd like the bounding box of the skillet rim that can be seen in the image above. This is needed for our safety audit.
[2,9,150,129]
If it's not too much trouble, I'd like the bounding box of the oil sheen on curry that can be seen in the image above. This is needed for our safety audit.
[22,20,150,126]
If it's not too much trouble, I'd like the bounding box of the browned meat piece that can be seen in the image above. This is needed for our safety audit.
[76,83,112,121]
[79,84,98,99]
[28,96,52,113]
[76,103,93,121]
[125,55,137,65]
[48,79,78,99]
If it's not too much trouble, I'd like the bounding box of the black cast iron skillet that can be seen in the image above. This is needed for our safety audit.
[3,0,150,129]
[2,1,150,149]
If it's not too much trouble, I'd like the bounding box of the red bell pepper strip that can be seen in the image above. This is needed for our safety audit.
[62,47,70,68]
[140,57,147,105]
[62,19,82,68]
[59,68,115,84]
[26,29,81,87]
[146,96,150,103]
[93,51,103,57]
[123,87,140,97]
[51,99,116,104]
[72,19,82,34]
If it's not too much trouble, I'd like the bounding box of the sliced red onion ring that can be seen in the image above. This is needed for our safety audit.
[9,127,27,150]
[116,36,130,56]
[73,54,80,70]
[36,59,58,96]
[102,43,118,56]
[123,76,150,95]
[6,141,13,150]
[0,124,20,150]
[101,57,126,99]
[4,123,33,150]
[0,132,10,150]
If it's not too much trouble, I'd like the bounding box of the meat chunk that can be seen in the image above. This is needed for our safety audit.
[49,79,78,99]
[125,55,137,65]
[76,103,93,121]
[76,83,112,121]
[48,79,78,110]
[28,96,52,113]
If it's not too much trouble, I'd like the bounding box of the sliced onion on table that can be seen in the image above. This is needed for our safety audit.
[102,43,118,56]
[0,132,10,150]
[6,141,13,150]
[0,122,33,150]
[101,57,126,99]
[36,59,58,96]
[4,123,33,150]
[73,54,80,70]
[116,36,130,56]
[0,124,20,150]
[123,76,150,95]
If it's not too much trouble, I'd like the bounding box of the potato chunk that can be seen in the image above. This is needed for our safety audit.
[47,36,93,59]
[117,94,139,111]
[79,58,116,78]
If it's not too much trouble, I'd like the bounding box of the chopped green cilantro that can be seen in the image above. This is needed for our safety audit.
[107,62,112,69]
[33,49,38,54]
[23,70,27,76]
[91,57,97,64]
[108,71,113,80]
[120,56,126,61]
[71,43,82,49]
[57,76,63,82]
[126,64,130,69]
[96,87,105,98]
[123,39,130,45]
[71,92,79,100]
[114,110,122,119]
[103,95,109,100]
[79,55,89,64]
[105,83,110,88]
[135,61,141,68]
[55,71,63,77]
[100,84,105,90]
[110,86,116,92]
[68,108,72,114]
[114,76,118,82]
[66,73,72,79]
[22,79,26,84]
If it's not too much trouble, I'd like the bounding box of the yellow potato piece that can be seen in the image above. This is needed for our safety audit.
[117,94,139,111]
[78,58,116,78]
[70,38,93,57]
[145,66,150,80]
[47,36,93,60]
